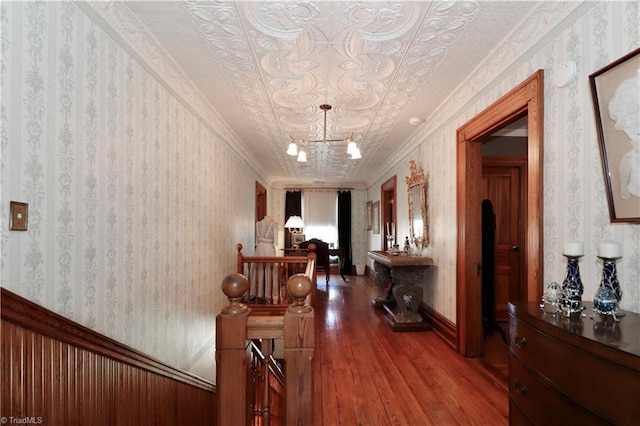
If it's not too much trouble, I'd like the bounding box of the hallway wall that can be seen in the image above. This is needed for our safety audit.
[369,1,640,322]
[0,2,259,382]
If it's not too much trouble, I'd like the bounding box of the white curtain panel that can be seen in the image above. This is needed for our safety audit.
[303,191,338,245]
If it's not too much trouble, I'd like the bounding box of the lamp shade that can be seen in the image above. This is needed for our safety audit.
[297,150,307,162]
[285,215,305,234]
[284,215,305,229]
[347,140,357,155]
[350,147,362,159]
[287,142,298,156]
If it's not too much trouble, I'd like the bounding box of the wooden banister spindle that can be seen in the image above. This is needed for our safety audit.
[237,243,244,274]
[284,274,314,425]
[216,273,250,426]
[262,341,272,426]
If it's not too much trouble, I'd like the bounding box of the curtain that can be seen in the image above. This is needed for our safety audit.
[337,191,352,275]
[303,191,338,245]
[285,191,302,248]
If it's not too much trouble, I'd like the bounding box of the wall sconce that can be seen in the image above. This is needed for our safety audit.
[284,215,305,234]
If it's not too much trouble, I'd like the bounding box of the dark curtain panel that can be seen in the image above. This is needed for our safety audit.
[337,191,352,275]
[285,191,302,248]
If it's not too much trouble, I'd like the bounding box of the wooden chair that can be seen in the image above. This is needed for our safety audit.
[299,238,330,286]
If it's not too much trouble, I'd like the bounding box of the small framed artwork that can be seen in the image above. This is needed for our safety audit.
[366,201,372,230]
[372,201,380,234]
[589,47,640,223]
[291,234,306,247]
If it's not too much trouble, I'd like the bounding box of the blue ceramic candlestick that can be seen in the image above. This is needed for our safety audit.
[593,256,624,320]
[562,255,584,295]
[561,254,585,314]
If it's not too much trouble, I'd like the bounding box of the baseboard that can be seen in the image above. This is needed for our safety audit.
[419,302,457,349]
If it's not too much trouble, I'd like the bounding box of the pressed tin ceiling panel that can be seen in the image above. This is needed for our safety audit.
[103,1,552,187]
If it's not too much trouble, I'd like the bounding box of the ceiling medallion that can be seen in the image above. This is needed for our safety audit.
[286,104,361,163]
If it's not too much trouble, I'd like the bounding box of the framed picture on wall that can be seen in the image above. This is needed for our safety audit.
[589,47,640,223]
[291,234,306,247]
[366,201,372,230]
[372,201,380,234]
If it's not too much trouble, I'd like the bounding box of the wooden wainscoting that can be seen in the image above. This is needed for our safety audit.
[1,288,216,425]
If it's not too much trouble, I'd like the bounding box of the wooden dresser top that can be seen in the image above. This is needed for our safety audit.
[509,301,640,369]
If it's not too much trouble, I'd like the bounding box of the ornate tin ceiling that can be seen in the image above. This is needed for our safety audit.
[87,1,562,187]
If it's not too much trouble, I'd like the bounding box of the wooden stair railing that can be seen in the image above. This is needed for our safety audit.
[216,273,315,426]
[237,242,318,309]
[247,340,285,426]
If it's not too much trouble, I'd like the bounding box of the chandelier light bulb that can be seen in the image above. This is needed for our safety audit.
[297,150,307,162]
[287,142,298,156]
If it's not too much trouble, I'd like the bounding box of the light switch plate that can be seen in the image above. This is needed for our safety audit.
[10,201,28,231]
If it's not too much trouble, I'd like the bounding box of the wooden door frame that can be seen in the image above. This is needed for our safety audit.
[456,70,544,356]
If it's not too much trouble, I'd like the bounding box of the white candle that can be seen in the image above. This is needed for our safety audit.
[598,242,621,258]
[563,241,584,256]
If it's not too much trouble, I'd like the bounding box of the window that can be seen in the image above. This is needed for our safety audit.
[303,191,338,247]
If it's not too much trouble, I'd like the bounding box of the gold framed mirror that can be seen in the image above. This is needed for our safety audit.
[406,160,428,246]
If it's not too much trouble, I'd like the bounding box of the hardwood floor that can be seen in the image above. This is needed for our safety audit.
[313,273,509,425]
[479,323,509,387]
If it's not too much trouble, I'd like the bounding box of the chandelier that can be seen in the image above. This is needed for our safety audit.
[286,104,361,162]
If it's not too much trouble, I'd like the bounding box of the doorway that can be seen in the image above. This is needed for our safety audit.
[256,181,267,224]
[482,156,528,322]
[381,176,397,250]
[456,70,544,357]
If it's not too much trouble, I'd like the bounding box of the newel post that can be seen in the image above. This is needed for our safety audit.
[284,274,315,426]
[216,273,250,426]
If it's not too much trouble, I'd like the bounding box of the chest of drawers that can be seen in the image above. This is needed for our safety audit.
[509,301,640,425]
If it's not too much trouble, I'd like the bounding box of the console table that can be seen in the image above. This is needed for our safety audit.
[367,251,433,332]
[509,301,640,424]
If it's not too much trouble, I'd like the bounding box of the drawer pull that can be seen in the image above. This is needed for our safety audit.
[514,378,528,396]
[514,333,528,349]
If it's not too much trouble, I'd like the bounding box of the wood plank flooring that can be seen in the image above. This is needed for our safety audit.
[313,274,509,425]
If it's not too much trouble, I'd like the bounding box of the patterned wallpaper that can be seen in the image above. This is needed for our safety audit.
[369,1,640,321]
[0,2,259,382]
[2,1,639,385]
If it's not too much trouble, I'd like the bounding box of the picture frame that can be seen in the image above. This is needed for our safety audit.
[589,47,640,223]
[372,201,380,234]
[366,201,372,230]
[291,234,306,247]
